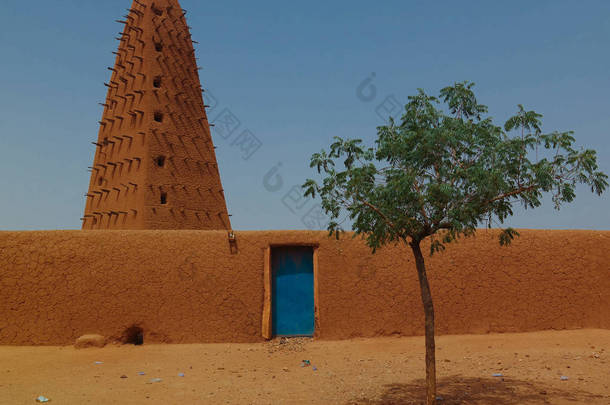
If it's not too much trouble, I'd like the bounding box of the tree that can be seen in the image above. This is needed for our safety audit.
[303,81,607,405]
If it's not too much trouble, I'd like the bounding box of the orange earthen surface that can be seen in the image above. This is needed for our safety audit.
[82,0,230,230]
[0,229,608,346]
[1,330,609,404]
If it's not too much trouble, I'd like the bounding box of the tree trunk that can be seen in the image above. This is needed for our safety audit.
[410,240,436,405]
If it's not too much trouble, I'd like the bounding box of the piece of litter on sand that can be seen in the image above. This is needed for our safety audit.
[120,375,128,379]
[149,378,162,383]
[138,372,146,376]
[178,373,185,377]
[312,366,317,371]
[94,361,103,365]
[492,373,503,377]
[301,360,311,367]
[560,376,569,381]
[35,396,50,403]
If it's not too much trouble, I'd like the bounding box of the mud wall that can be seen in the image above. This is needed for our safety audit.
[0,230,608,345]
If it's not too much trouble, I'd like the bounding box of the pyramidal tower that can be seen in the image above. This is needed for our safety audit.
[82,0,231,230]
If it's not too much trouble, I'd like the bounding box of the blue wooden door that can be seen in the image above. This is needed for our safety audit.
[272,247,314,337]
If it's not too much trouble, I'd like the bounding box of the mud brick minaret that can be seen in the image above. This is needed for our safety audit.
[82,0,231,230]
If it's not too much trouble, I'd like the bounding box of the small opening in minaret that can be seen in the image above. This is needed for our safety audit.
[92,217,98,226]
[160,192,168,205]
[153,76,162,88]
[98,177,104,186]
[155,42,163,52]
[154,112,164,122]
[152,6,163,16]
[155,156,166,167]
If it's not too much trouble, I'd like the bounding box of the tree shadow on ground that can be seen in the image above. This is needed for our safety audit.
[348,375,609,405]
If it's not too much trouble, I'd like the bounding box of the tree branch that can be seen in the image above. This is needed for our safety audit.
[485,185,538,204]
[357,198,397,230]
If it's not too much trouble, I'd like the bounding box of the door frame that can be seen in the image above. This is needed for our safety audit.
[262,244,319,339]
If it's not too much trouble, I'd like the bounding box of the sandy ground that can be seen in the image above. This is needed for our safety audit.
[0,329,608,405]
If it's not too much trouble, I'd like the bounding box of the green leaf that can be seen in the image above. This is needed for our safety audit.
[499,228,520,246]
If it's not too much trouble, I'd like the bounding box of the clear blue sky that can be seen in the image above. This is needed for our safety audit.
[1,0,609,230]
